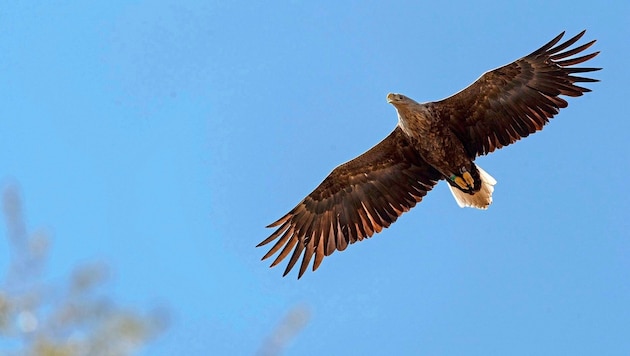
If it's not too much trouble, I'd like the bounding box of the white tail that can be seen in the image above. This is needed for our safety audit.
[448,166,497,210]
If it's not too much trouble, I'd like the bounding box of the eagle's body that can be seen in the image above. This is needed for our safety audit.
[259,31,600,278]
[391,94,491,207]
[395,97,471,179]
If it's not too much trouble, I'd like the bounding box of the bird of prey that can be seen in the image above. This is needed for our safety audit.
[258,31,600,279]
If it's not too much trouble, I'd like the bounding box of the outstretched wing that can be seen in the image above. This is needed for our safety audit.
[431,30,600,157]
[258,127,442,278]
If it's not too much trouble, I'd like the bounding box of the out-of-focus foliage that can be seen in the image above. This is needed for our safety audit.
[257,304,310,356]
[0,185,167,356]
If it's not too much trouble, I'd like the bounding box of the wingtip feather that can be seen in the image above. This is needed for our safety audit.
[266,213,292,228]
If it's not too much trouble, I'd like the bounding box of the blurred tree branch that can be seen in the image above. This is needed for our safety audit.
[0,184,167,356]
[257,304,310,356]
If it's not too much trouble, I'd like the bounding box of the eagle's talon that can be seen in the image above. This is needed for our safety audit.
[463,171,474,186]
[454,176,469,190]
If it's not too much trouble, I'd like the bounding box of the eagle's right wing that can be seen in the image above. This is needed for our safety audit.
[258,127,442,278]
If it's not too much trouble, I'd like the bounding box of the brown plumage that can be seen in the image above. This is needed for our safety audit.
[258,31,600,278]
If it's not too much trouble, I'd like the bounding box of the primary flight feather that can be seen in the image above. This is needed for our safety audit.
[258,31,600,279]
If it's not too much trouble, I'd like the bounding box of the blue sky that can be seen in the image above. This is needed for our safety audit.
[1,1,628,355]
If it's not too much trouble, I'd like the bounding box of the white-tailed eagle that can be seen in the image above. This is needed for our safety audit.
[258,31,600,278]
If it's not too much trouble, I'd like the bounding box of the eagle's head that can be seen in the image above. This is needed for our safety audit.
[386,93,418,107]
[387,92,430,134]
[387,92,405,103]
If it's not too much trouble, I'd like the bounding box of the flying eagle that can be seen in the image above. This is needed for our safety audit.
[258,31,600,278]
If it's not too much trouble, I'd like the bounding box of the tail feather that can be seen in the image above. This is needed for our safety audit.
[448,166,497,209]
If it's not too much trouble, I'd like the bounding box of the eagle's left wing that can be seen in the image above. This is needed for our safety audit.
[430,30,600,157]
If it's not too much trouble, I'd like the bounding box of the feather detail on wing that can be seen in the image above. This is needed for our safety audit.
[431,30,600,157]
[258,127,442,278]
